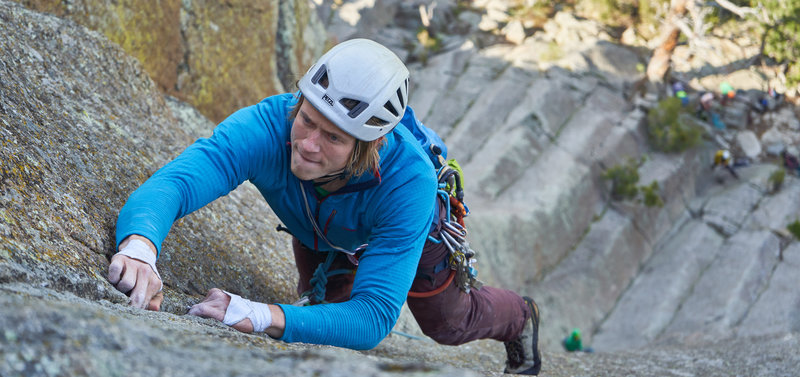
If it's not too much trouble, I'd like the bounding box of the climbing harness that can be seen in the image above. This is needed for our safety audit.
[293,247,360,306]
[285,179,367,306]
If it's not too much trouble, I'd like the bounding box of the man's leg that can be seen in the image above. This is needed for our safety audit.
[407,240,529,344]
[726,165,740,179]
[292,237,356,304]
[407,198,541,375]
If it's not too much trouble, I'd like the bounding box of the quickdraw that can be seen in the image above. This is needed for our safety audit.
[414,156,483,296]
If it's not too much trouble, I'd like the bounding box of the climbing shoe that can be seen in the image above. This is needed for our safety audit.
[504,296,541,375]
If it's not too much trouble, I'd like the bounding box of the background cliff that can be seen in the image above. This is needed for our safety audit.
[2,0,800,376]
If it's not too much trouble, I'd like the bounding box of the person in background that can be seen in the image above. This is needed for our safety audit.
[712,149,749,179]
[782,149,800,175]
[671,81,688,106]
[720,82,735,106]
[107,38,541,375]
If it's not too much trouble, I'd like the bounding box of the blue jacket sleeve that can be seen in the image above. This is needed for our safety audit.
[115,97,290,254]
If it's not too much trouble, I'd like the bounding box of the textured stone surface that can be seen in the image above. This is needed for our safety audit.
[702,173,766,236]
[738,242,800,337]
[593,220,725,351]
[0,284,485,377]
[661,230,781,345]
[745,175,800,231]
[0,0,298,315]
[17,0,326,123]
[535,207,651,349]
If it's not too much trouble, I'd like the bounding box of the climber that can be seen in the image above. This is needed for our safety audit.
[696,91,727,129]
[757,87,783,113]
[711,149,745,179]
[719,82,735,106]
[671,81,688,106]
[699,92,714,112]
[107,38,541,375]
[782,149,800,176]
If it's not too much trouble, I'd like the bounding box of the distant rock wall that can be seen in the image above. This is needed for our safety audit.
[408,11,648,289]
[405,6,800,353]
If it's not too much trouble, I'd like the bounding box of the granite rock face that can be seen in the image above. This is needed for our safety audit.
[3,1,800,376]
[0,0,298,315]
[16,0,327,123]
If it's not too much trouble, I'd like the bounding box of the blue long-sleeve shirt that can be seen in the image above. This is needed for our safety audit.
[116,93,437,349]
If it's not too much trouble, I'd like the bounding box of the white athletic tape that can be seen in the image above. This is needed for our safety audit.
[117,239,163,292]
[223,291,273,332]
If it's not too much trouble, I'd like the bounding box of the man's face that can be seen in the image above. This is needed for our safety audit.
[290,100,357,182]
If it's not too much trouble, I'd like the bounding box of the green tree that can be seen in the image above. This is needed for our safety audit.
[710,0,800,87]
[641,181,664,207]
[758,0,800,86]
[603,158,640,201]
[788,219,800,240]
[602,156,664,207]
[646,97,703,153]
[768,168,785,193]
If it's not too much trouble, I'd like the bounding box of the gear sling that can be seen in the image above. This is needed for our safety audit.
[289,107,481,305]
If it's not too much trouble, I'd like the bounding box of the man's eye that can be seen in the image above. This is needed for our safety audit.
[329,133,339,143]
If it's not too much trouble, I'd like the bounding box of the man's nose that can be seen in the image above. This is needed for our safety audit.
[301,130,322,152]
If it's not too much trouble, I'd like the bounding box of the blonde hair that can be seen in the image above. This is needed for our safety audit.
[290,95,385,179]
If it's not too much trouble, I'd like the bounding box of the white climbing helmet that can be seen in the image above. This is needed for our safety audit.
[298,38,409,141]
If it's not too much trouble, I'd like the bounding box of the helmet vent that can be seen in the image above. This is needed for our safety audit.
[397,79,408,108]
[367,116,390,127]
[384,100,398,117]
[311,64,329,89]
[340,98,368,118]
[396,88,405,109]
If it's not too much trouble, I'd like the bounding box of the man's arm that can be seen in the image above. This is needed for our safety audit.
[187,288,286,338]
[109,94,295,310]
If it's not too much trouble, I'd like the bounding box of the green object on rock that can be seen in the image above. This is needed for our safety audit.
[563,328,583,352]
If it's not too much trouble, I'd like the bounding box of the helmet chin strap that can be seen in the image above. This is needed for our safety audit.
[311,144,357,187]
[312,169,348,187]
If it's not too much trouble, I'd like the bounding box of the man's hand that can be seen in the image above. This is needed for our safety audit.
[108,235,164,311]
[188,288,254,332]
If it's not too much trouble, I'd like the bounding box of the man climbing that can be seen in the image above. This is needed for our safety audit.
[671,81,688,106]
[107,39,541,375]
[720,81,735,106]
[711,149,741,179]
[782,149,800,176]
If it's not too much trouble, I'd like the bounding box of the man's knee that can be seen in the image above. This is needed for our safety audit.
[420,326,468,346]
